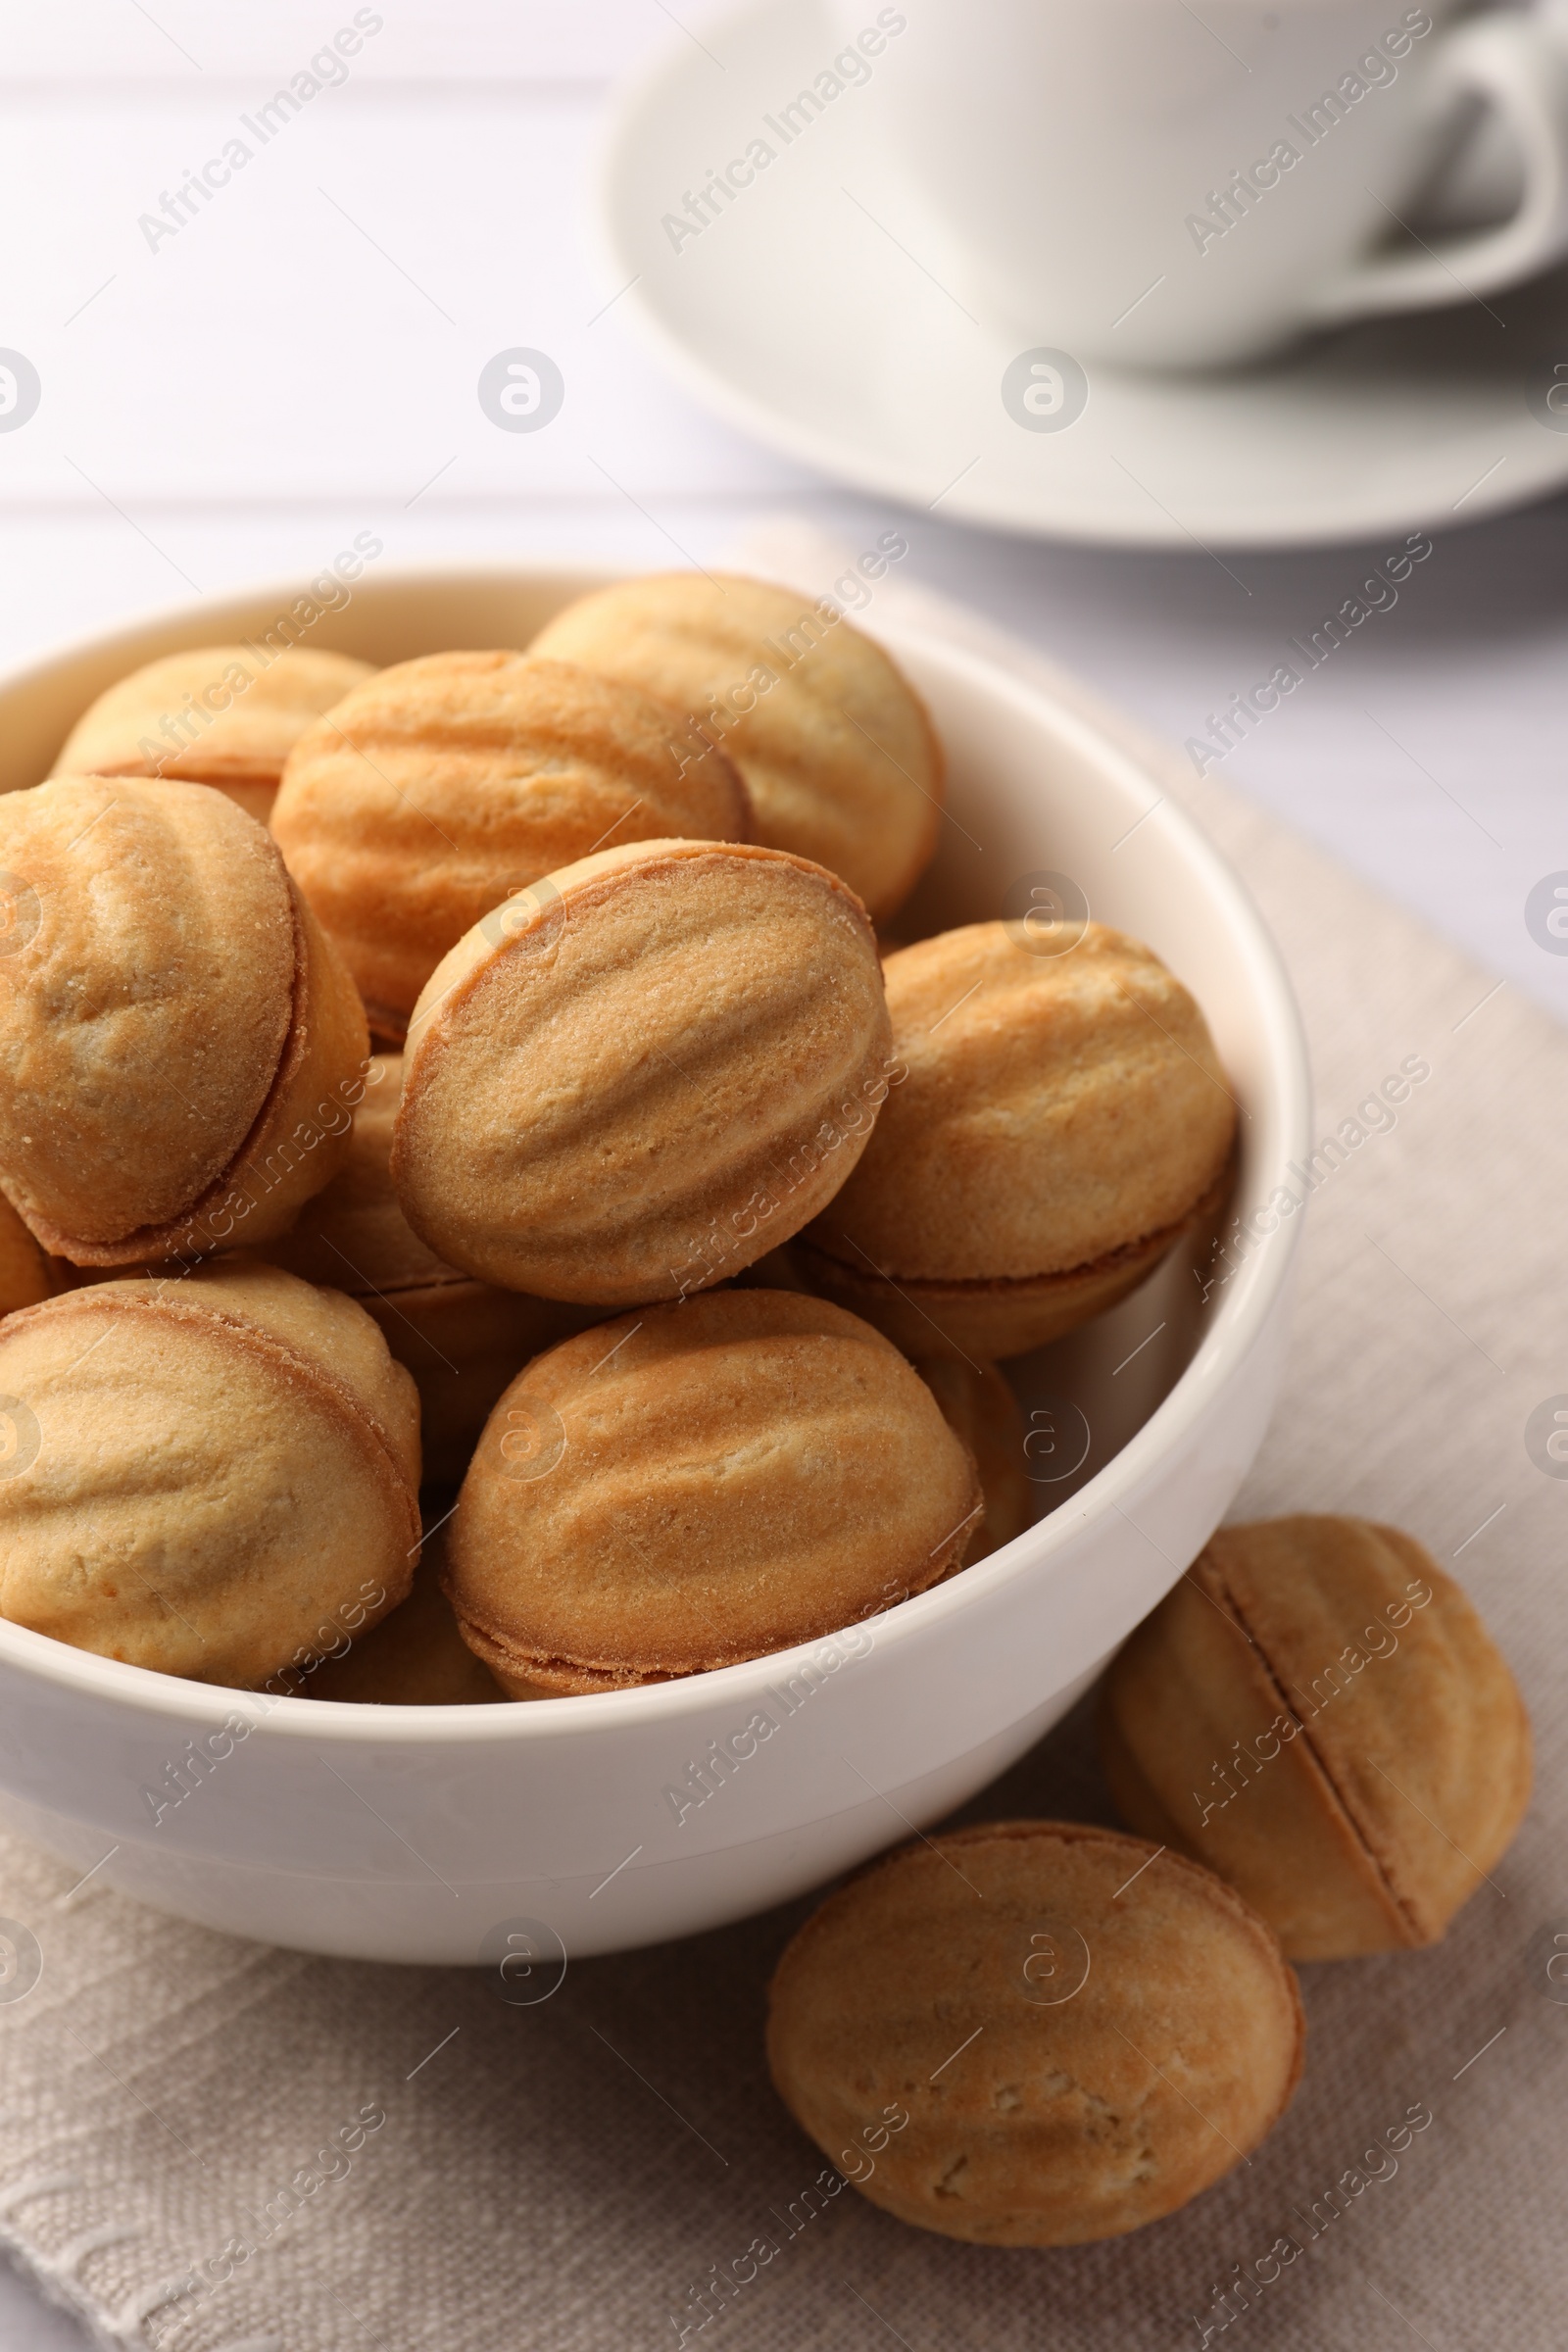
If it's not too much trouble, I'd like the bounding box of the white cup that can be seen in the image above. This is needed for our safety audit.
[829,0,1568,368]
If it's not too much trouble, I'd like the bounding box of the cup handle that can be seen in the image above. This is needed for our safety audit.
[1306,13,1568,324]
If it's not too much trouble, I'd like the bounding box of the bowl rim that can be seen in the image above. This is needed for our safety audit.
[0,566,1313,1745]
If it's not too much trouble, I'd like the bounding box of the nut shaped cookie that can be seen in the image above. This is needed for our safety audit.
[915,1357,1032,1562]
[797,921,1236,1357]
[1100,1516,1532,1959]
[55,644,374,825]
[270,653,750,1037]
[766,1822,1303,2245]
[0,778,368,1264]
[529,571,941,919]
[270,1054,597,1482]
[308,1536,506,1705]
[445,1290,982,1694]
[392,838,894,1305]
[0,1258,419,1688]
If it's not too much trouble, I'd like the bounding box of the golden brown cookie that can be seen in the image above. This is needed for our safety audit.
[445,1289,982,1695]
[392,837,894,1305]
[767,1820,1303,2245]
[269,1053,596,1481]
[795,921,1236,1358]
[270,652,750,1038]
[0,776,368,1265]
[54,645,374,826]
[915,1358,1031,1561]
[1100,1516,1532,1959]
[0,1257,418,1688]
[307,1533,505,1704]
[529,571,941,920]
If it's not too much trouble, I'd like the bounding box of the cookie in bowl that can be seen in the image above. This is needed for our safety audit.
[444,1289,982,1695]
[392,837,894,1306]
[0,1257,419,1689]
[270,652,750,1039]
[269,1053,596,1482]
[307,1530,506,1705]
[54,644,374,826]
[794,921,1236,1358]
[766,1821,1303,2244]
[915,1356,1032,1562]
[529,570,941,920]
[0,776,368,1265]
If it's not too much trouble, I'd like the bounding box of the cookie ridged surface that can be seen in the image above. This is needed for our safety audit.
[799,920,1235,1355]
[529,571,941,919]
[0,1258,419,1688]
[1100,1516,1533,1958]
[445,1289,982,1694]
[392,838,894,1305]
[766,1821,1303,2245]
[270,653,751,1034]
[0,776,368,1264]
[55,645,374,824]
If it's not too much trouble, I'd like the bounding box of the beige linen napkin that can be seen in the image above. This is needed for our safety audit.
[0,540,1562,2352]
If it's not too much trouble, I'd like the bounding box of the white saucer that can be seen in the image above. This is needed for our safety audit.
[596,0,1568,546]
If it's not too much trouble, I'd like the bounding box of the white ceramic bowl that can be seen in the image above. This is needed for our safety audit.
[0,567,1310,1965]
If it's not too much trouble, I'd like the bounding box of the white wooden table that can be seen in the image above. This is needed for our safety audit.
[0,6,1564,2339]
